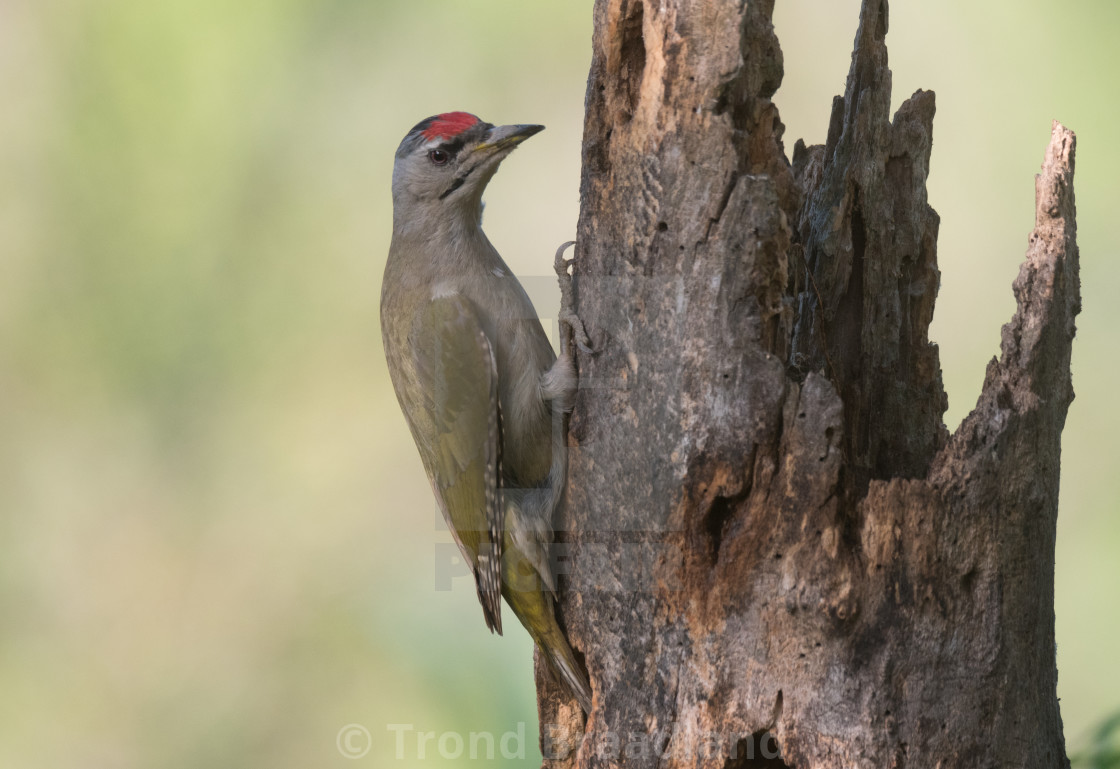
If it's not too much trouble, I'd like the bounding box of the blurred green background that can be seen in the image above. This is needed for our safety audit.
[0,0,1115,766]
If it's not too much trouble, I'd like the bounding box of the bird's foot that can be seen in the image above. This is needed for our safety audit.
[553,241,594,355]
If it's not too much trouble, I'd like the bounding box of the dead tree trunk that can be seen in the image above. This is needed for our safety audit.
[538,0,1078,766]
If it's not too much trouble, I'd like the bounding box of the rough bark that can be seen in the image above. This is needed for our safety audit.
[538,0,1077,767]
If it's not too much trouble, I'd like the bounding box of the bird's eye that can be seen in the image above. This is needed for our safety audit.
[428,149,449,166]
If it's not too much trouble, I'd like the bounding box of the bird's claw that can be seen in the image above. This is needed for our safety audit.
[553,241,595,355]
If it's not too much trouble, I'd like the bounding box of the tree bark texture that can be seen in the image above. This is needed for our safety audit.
[537,0,1079,767]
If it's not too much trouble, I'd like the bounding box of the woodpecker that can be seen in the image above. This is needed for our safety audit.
[380,112,592,713]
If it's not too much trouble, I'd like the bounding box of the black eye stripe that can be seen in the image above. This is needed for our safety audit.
[437,138,466,156]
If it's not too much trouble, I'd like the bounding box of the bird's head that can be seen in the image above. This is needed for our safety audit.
[391,112,543,229]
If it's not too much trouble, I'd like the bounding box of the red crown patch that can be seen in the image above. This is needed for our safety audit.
[422,112,481,141]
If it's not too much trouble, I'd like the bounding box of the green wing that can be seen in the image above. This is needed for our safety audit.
[413,294,503,634]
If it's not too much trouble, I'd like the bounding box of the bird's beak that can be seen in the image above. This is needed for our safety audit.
[473,123,545,154]
[440,123,544,201]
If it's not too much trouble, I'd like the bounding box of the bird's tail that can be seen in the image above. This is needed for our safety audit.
[504,571,592,713]
[537,628,593,714]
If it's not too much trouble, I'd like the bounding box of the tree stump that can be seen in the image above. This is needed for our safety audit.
[539,0,1077,766]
